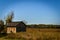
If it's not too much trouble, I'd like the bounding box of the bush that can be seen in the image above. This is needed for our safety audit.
[0,33,7,37]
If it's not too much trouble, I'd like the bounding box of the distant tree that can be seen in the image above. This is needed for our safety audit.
[5,11,14,24]
[34,24,37,28]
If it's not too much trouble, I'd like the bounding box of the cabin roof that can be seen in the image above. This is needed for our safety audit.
[7,21,25,27]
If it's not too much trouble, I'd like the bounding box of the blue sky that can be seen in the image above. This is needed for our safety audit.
[0,0,60,25]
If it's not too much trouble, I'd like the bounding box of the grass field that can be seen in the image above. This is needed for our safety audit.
[0,28,60,40]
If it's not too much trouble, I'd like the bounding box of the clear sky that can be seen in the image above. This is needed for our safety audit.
[0,0,60,25]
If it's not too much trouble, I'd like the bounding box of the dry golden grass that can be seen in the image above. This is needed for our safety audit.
[16,28,60,40]
[0,28,60,40]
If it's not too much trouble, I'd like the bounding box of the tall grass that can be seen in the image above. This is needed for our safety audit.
[0,28,60,40]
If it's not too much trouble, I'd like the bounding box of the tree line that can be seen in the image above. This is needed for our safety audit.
[27,24,60,28]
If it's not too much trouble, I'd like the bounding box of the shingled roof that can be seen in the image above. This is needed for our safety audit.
[7,21,25,27]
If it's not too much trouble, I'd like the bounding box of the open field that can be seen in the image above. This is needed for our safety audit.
[0,28,60,40]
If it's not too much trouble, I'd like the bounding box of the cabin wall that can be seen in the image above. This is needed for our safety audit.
[16,23,26,32]
[7,27,16,33]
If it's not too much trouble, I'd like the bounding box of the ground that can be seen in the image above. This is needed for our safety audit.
[0,28,60,40]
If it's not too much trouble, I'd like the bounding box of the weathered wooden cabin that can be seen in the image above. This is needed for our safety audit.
[6,21,26,33]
